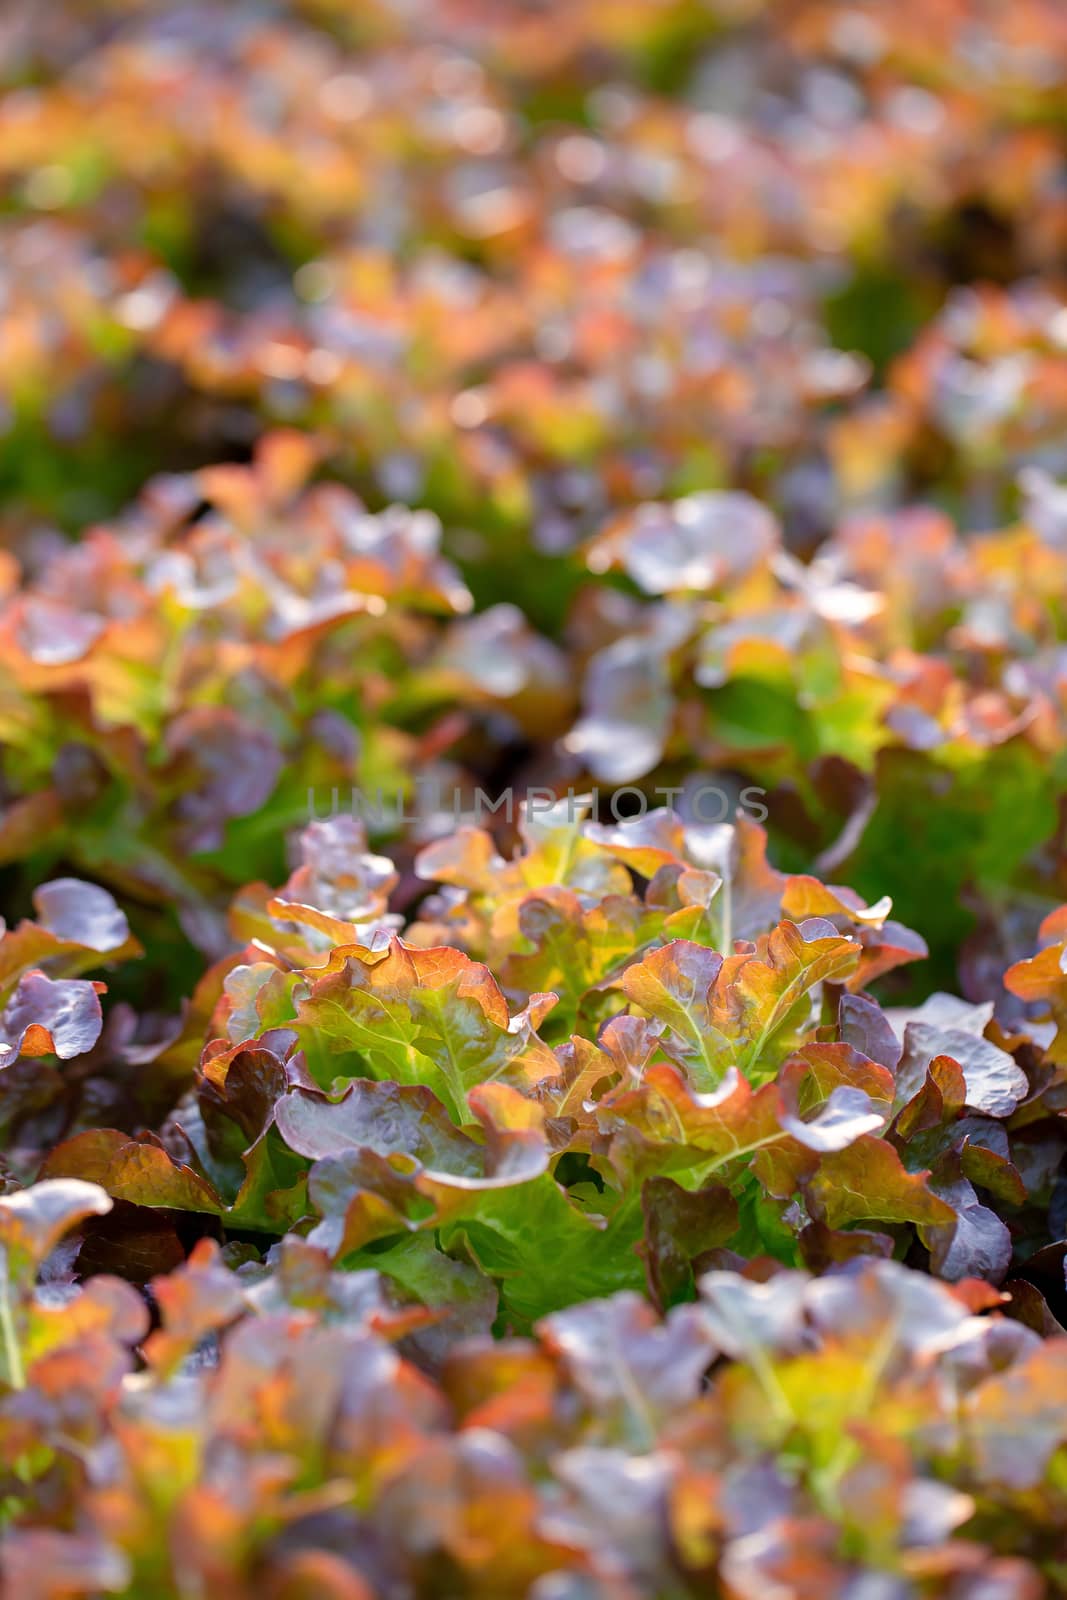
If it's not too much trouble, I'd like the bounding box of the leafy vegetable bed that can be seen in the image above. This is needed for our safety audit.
[3,2,1067,1596]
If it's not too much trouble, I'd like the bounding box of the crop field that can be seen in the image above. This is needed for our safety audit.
[2,2,1067,1595]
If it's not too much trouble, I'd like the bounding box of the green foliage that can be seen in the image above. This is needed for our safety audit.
[3,0,1067,1593]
